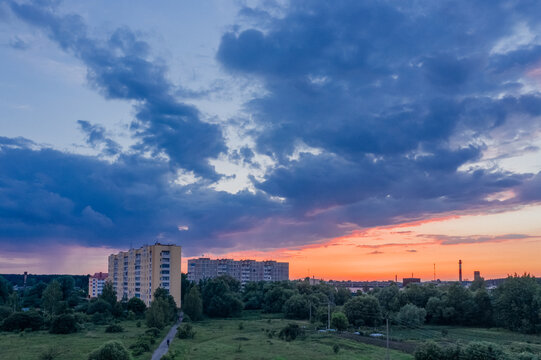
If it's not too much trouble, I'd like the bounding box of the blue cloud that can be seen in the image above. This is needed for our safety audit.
[9,1,226,179]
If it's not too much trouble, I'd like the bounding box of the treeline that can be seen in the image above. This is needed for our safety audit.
[0,274,89,292]
[181,274,541,335]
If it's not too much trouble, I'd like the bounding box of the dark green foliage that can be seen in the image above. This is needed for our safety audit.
[49,314,78,334]
[181,273,193,304]
[136,320,141,327]
[91,312,109,325]
[129,336,152,356]
[38,346,62,360]
[154,287,178,322]
[183,286,203,321]
[414,341,458,360]
[88,340,131,360]
[0,305,12,320]
[1,311,43,331]
[146,297,169,329]
[333,344,340,354]
[395,303,426,327]
[200,276,243,318]
[278,323,303,341]
[127,297,146,316]
[99,282,117,307]
[461,342,507,360]
[178,323,196,339]
[87,299,112,315]
[0,275,10,304]
[374,284,402,315]
[42,280,63,314]
[335,287,351,306]
[242,281,265,310]
[145,327,161,337]
[344,295,382,326]
[402,284,440,308]
[104,324,124,333]
[283,294,309,319]
[263,283,295,313]
[493,274,541,333]
[331,312,349,331]
[55,276,75,300]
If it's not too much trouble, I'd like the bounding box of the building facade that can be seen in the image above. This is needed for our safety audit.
[108,244,181,307]
[187,258,289,285]
[88,272,108,298]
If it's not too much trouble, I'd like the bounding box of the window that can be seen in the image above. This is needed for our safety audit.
[160,264,169,269]
[161,282,170,287]
[161,270,169,275]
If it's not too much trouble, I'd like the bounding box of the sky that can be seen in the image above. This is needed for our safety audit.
[0,0,540,281]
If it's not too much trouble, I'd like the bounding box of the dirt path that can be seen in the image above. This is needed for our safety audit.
[151,312,183,360]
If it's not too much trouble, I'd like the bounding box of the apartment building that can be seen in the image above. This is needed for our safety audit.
[187,258,289,285]
[88,272,108,298]
[108,243,181,307]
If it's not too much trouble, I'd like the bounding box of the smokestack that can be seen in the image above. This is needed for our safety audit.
[459,260,462,283]
[23,271,28,289]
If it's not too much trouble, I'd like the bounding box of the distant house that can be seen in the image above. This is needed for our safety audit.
[88,272,108,298]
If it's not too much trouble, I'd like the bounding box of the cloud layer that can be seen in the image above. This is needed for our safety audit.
[1,0,541,258]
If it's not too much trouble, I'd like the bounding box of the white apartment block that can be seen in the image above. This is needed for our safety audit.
[89,272,108,298]
[187,258,289,285]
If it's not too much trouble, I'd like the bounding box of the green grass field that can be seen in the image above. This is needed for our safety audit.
[168,312,413,360]
[0,320,166,360]
[388,324,541,355]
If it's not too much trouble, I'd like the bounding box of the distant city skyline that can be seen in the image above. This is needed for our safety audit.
[1,1,540,279]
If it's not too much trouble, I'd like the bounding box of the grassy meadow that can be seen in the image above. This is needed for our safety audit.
[0,320,165,360]
[168,312,413,360]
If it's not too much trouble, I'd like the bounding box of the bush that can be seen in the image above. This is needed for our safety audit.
[1,311,44,331]
[50,314,78,334]
[38,346,62,360]
[396,304,427,328]
[462,342,507,360]
[136,320,141,327]
[145,327,161,338]
[0,305,12,321]
[91,312,108,325]
[177,323,196,339]
[129,337,151,356]
[331,312,349,331]
[87,299,112,315]
[105,324,124,333]
[88,340,131,360]
[127,297,146,316]
[333,344,340,354]
[278,323,304,342]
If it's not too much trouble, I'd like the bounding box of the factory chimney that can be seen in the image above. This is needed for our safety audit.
[459,260,462,283]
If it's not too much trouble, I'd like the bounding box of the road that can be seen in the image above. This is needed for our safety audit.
[151,312,183,360]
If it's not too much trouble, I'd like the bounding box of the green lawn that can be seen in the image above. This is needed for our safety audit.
[388,325,541,355]
[168,312,413,360]
[0,320,166,360]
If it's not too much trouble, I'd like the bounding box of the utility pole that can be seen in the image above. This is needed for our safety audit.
[386,318,390,360]
[309,301,312,324]
[327,302,330,330]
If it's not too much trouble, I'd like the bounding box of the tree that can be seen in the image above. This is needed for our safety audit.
[284,294,309,319]
[242,282,265,310]
[99,281,117,307]
[146,297,168,329]
[335,287,352,306]
[181,273,193,304]
[344,295,382,326]
[200,276,243,317]
[55,276,75,300]
[183,286,203,321]
[375,284,402,316]
[127,297,146,316]
[87,299,112,315]
[331,312,349,331]
[50,314,78,334]
[88,340,131,360]
[1,311,44,331]
[0,275,10,304]
[154,287,177,322]
[461,342,506,360]
[42,280,63,314]
[493,274,541,333]
[395,304,426,327]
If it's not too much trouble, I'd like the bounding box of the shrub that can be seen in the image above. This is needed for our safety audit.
[91,312,108,325]
[87,299,112,315]
[145,327,161,338]
[517,353,539,360]
[333,344,340,354]
[182,313,191,322]
[129,337,151,356]
[88,340,131,360]
[0,305,12,321]
[127,297,146,316]
[1,311,43,331]
[462,342,507,360]
[331,312,349,331]
[396,304,427,328]
[50,314,78,334]
[38,346,62,360]
[238,322,244,330]
[105,324,124,333]
[136,320,141,328]
[278,323,304,342]
[177,323,196,339]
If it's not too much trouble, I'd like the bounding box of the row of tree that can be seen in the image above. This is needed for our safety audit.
[180,274,541,334]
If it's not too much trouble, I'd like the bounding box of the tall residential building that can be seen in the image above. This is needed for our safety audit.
[187,258,289,285]
[108,243,181,307]
[88,272,108,298]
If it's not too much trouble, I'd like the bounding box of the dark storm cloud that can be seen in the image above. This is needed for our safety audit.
[2,0,541,255]
[9,1,226,179]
